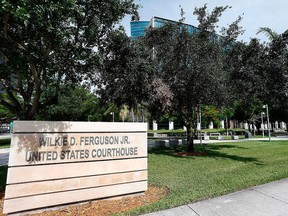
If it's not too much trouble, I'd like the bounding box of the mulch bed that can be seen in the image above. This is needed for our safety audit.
[0,186,168,216]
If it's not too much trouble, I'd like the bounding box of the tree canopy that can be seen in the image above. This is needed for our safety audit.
[1,1,287,138]
[228,29,288,126]
[0,0,138,119]
[149,6,245,151]
[99,5,244,152]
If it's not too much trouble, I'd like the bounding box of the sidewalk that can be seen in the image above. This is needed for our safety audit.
[144,178,288,216]
[0,148,9,166]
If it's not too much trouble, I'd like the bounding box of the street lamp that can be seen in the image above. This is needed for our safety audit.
[263,105,271,142]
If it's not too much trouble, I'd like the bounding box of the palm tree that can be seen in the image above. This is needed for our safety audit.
[257,27,278,41]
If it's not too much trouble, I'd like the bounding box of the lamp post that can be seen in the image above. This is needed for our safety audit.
[263,105,271,142]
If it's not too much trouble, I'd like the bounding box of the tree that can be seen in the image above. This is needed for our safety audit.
[100,27,152,105]
[262,30,288,129]
[98,27,160,122]
[257,27,278,41]
[0,99,14,122]
[142,5,243,152]
[227,27,288,131]
[264,31,288,107]
[226,39,267,130]
[36,86,105,121]
[202,105,221,129]
[0,0,139,119]
[119,105,129,122]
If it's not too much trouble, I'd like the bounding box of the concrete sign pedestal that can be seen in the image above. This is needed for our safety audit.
[3,121,147,215]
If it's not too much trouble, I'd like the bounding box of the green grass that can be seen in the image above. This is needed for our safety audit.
[0,138,10,149]
[0,166,7,191]
[128,140,288,215]
[1,139,287,214]
[0,138,9,192]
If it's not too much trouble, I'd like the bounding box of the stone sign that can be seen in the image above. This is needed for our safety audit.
[3,121,147,214]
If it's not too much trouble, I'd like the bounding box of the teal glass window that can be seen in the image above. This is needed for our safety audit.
[131,21,150,38]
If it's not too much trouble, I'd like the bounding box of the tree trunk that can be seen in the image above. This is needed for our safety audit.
[131,108,135,122]
[226,116,229,135]
[186,125,194,152]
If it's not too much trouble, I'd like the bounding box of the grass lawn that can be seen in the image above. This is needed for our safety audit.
[130,140,288,215]
[0,166,7,191]
[0,140,287,215]
[0,137,9,193]
[0,138,10,149]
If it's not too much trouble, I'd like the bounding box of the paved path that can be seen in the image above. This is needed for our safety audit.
[0,148,9,166]
[144,178,288,216]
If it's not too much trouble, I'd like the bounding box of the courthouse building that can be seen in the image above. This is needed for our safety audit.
[130,16,223,43]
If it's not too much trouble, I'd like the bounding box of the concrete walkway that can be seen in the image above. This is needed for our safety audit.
[144,178,288,216]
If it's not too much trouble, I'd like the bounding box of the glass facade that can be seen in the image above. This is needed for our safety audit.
[154,17,171,28]
[130,21,150,38]
[130,16,200,39]
[153,17,199,35]
[130,16,224,43]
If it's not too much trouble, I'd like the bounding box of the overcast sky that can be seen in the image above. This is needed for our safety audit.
[120,0,288,42]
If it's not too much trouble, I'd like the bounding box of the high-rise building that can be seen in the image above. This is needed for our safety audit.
[130,16,223,43]
[131,16,201,39]
[130,21,150,38]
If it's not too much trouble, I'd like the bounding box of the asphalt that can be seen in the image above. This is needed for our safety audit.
[1,134,288,215]
[0,149,9,166]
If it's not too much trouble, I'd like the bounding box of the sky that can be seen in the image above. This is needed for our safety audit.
[120,0,288,42]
